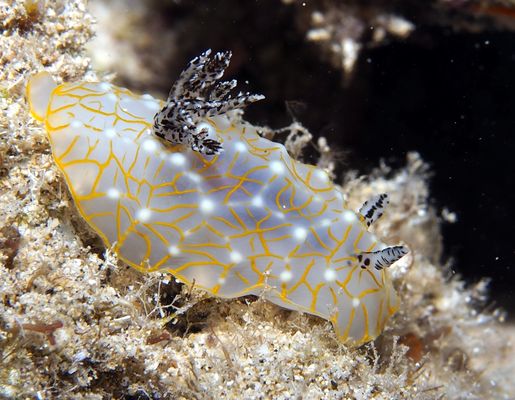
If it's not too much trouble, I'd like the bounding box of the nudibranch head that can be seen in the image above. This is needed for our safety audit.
[27,51,407,346]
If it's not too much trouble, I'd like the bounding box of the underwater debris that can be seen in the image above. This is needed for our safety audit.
[286,1,415,79]
[0,226,21,270]
[284,0,515,78]
[308,5,414,78]
[19,320,64,346]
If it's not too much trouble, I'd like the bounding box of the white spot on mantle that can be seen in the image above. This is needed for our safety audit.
[279,270,293,283]
[234,141,247,152]
[324,269,337,282]
[199,198,215,214]
[169,153,186,166]
[270,160,285,174]
[106,188,120,199]
[104,128,117,138]
[142,139,159,153]
[251,196,264,207]
[293,227,308,242]
[168,245,180,256]
[230,251,243,264]
[136,208,152,222]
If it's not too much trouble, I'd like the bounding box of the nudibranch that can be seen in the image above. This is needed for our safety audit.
[26,50,408,345]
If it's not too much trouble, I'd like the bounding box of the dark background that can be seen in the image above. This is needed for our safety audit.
[349,32,515,314]
[160,2,515,315]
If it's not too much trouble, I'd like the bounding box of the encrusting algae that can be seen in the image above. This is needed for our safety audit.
[0,0,514,399]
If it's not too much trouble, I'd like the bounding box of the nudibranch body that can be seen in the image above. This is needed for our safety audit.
[27,51,407,345]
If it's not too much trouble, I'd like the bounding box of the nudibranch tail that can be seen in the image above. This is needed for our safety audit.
[27,51,408,346]
[153,49,265,155]
[26,71,57,122]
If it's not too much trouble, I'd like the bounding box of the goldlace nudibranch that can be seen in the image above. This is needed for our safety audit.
[26,50,408,346]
